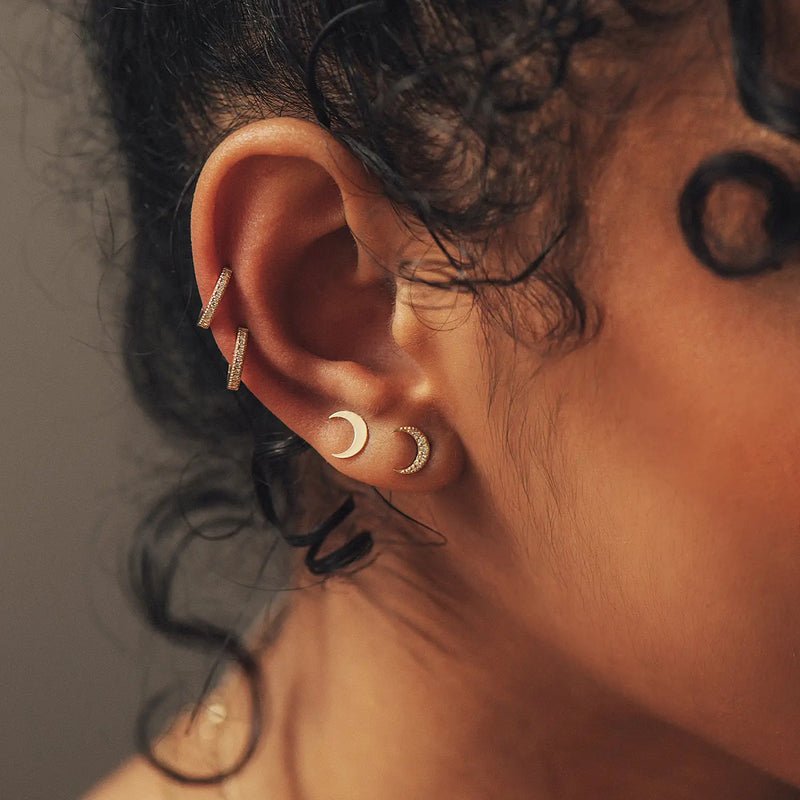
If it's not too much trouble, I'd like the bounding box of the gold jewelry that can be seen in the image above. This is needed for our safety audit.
[197,698,228,743]
[328,411,369,459]
[227,327,249,391]
[197,267,233,329]
[394,426,431,475]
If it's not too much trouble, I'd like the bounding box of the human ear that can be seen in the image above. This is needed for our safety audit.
[191,117,464,491]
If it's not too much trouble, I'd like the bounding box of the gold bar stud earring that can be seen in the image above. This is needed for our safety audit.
[197,267,233,329]
[227,327,249,391]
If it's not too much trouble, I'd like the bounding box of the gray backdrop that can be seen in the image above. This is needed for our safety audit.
[1,3,161,797]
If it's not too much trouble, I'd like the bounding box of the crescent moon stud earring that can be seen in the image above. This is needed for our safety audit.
[394,426,431,475]
[329,411,369,459]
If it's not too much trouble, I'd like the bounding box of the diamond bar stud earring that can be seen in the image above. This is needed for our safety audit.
[227,327,249,391]
[197,267,232,329]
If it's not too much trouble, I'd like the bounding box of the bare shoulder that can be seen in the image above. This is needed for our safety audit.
[82,671,267,799]
[82,746,244,799]
[82,758,175,800]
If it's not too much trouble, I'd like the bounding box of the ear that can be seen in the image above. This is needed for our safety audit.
[191,117,464,491]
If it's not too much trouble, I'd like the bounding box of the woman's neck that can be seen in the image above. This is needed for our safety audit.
[152,548,800,800]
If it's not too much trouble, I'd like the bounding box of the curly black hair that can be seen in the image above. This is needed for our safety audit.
[78,0,800,783]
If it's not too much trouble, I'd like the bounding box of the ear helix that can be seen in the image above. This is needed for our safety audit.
[196,267,249,392]
[327,411,431,475]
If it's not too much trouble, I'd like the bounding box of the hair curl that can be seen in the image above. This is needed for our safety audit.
[79,0,800,783]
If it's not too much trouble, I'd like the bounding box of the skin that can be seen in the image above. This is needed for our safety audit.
[87,6,800,799]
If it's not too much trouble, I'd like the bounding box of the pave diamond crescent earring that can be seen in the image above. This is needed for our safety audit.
[394,426,431,475]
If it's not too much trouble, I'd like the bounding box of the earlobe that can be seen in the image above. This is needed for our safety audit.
[190,117,465,492]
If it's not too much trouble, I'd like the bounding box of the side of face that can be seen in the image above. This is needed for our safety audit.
[187,2,800,786]
[434,10,800,786]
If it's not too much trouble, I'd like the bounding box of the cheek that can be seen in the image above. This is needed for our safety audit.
[592,262,800,573]
[528,247,800,782]
[499,46,800,775]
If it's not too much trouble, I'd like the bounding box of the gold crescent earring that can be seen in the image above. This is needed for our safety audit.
[329,411,369,459]
[394,426,430,475]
